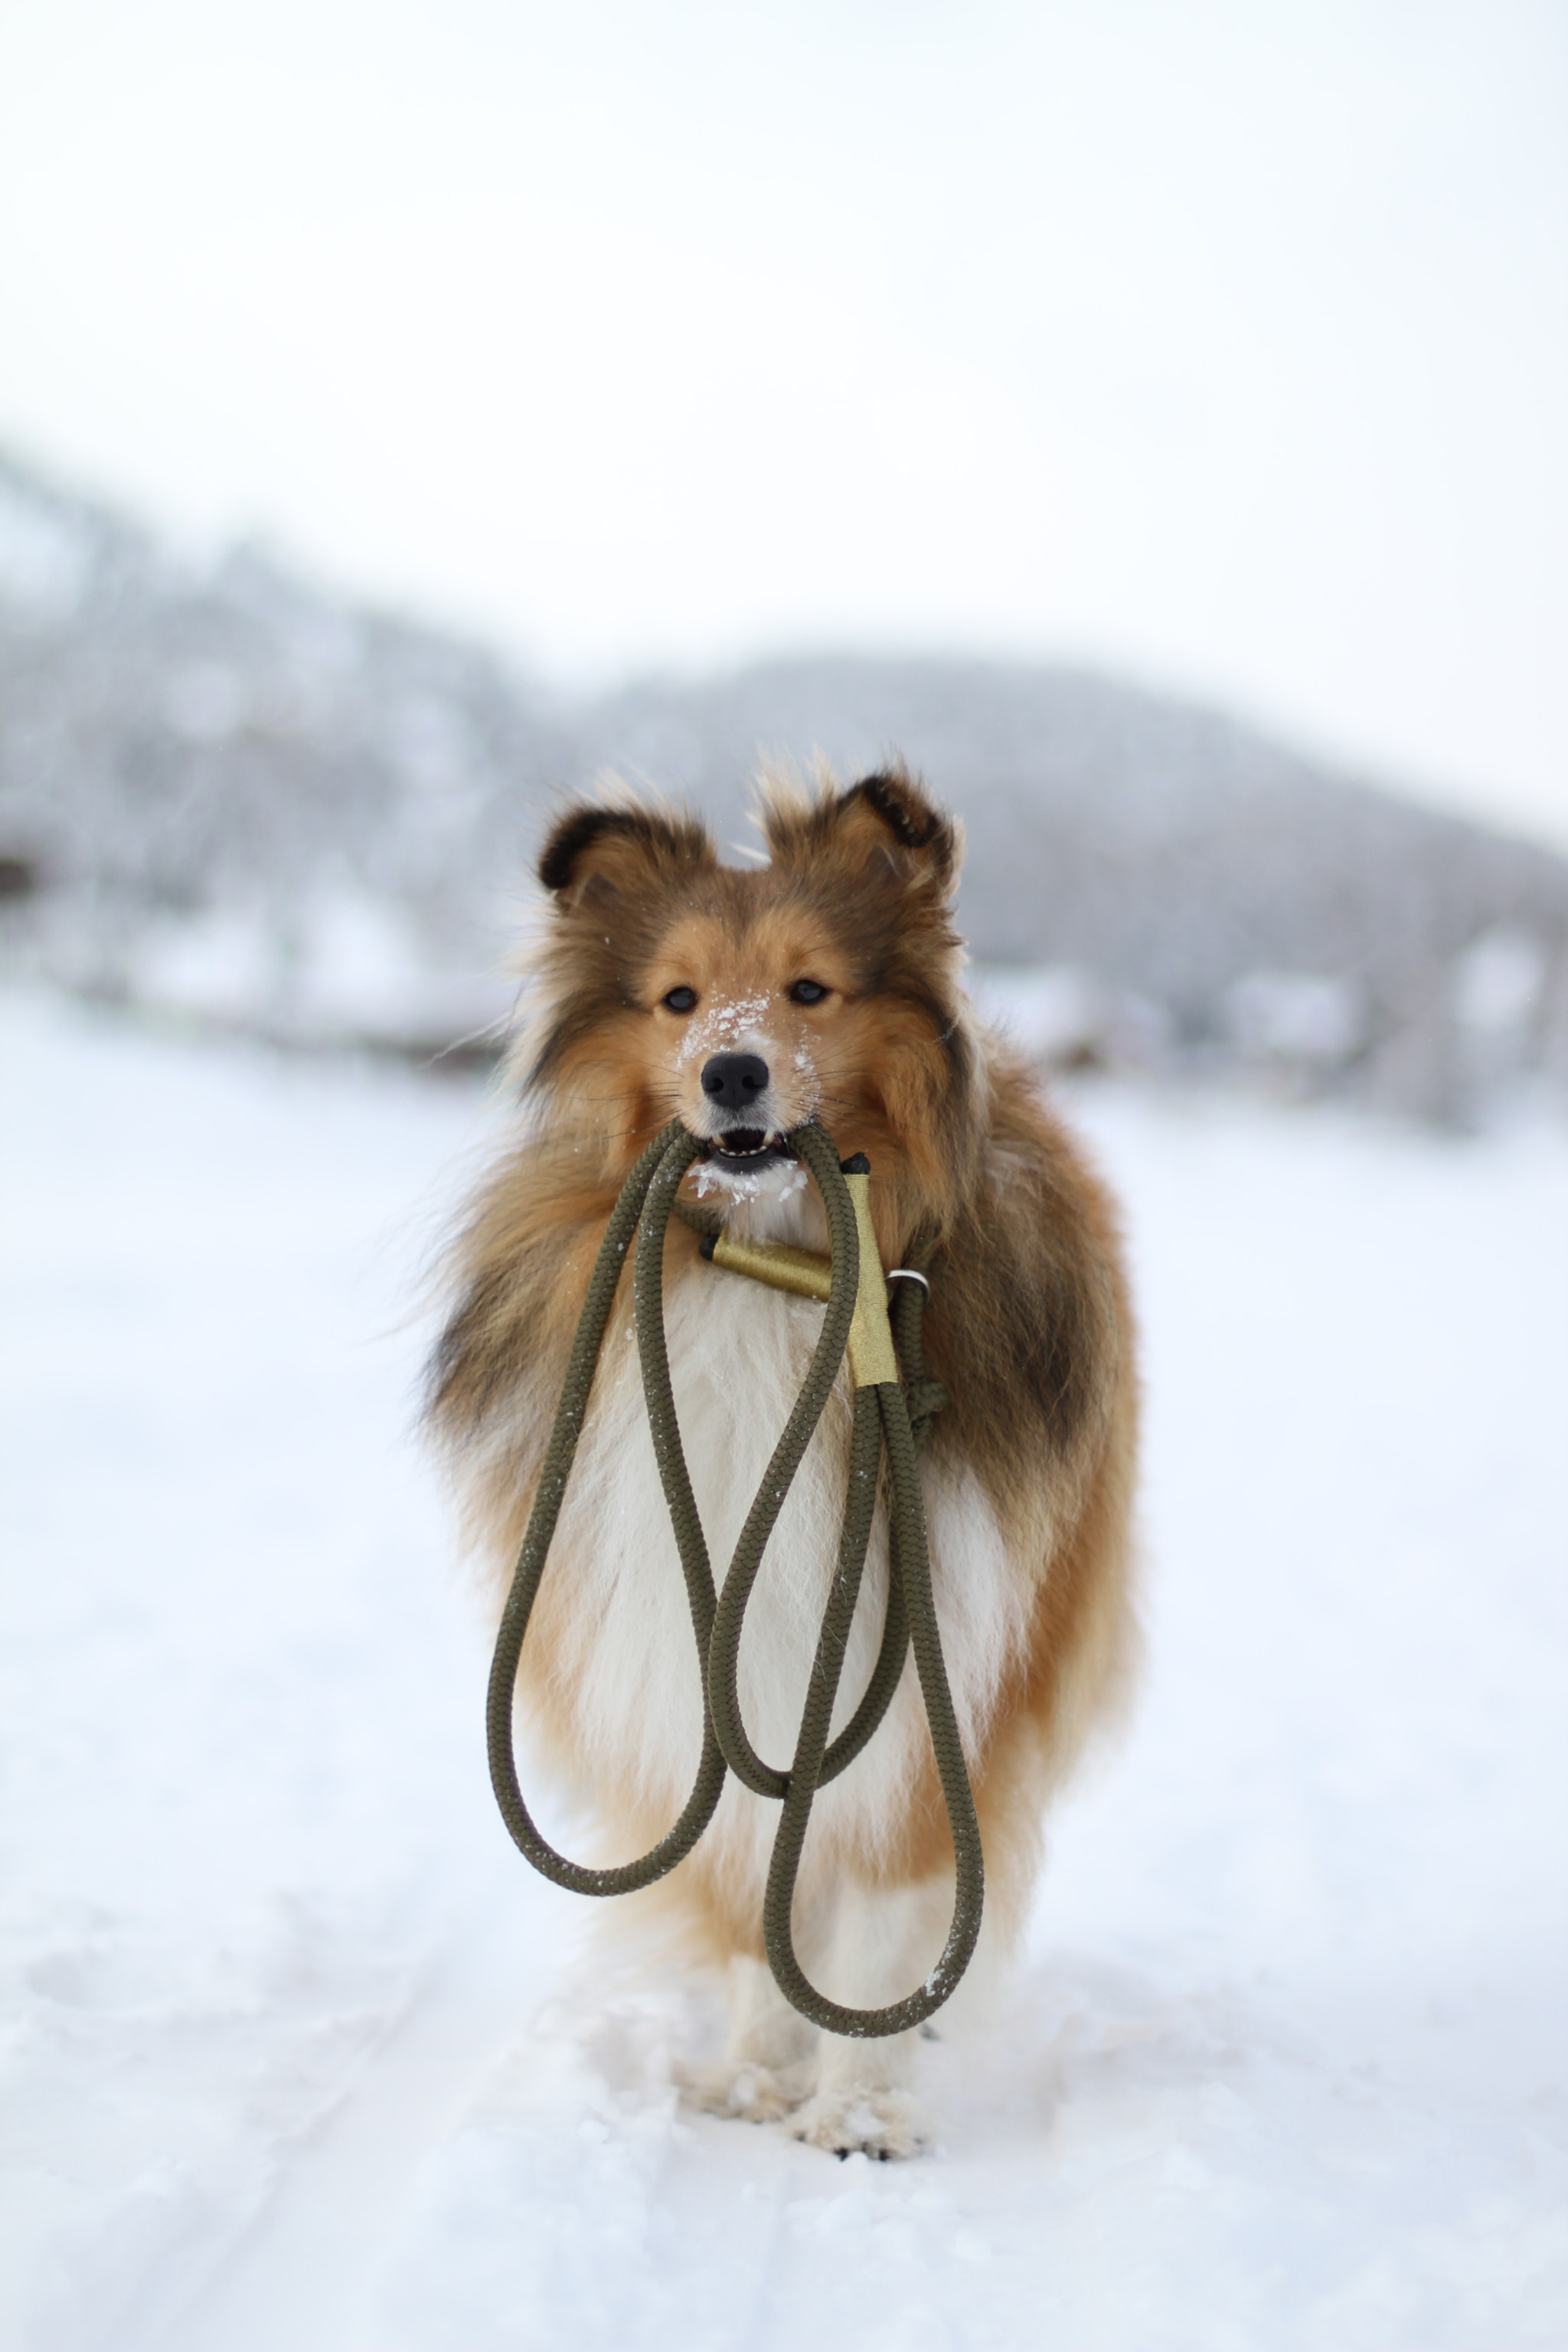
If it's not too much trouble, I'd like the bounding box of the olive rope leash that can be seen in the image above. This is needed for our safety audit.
[484,1119,983,2038]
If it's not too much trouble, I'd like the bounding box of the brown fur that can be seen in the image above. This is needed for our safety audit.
[427,760,1138,2058]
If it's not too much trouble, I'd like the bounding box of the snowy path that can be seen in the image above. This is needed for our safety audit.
[1,990,1564,2350]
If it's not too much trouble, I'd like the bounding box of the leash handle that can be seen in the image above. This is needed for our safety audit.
[761,1374,985,2038]
[682,1129,984,2036]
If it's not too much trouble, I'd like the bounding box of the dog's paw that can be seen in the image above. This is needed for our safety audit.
[788,2088,929,2160]
[678,2058,812,2124]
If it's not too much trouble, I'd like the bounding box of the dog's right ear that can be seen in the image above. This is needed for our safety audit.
[536,801,717,903]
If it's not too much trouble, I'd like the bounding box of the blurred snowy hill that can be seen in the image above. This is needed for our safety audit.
[3,448,1565,1118]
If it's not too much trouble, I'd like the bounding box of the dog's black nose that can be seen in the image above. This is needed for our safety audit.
[701,1052,769,1112]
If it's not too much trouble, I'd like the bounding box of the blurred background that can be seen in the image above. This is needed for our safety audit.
[2,0,1567,1116]
[2,8,1566,2347]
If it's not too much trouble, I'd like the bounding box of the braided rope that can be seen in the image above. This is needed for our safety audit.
[484,1119,983,2035]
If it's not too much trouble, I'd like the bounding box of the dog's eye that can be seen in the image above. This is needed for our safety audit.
[788,978,829,1005]
[662,986,697,1014]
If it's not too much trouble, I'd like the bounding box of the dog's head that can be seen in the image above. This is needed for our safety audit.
[521,764,975,1208]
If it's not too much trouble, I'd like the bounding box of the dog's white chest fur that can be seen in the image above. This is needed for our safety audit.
[543,1241,1027,1898]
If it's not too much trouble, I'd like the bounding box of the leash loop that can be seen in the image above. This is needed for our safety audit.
[484,1122,727,1894]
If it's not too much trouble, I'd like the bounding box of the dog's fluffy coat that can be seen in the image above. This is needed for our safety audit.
[427,764,1138,2156]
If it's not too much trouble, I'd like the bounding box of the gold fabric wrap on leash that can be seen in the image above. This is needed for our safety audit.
[484,1119,982,2038]
[704,1169,899,1387]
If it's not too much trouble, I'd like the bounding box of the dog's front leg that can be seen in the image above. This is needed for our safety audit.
[681,1953,818,2123]
[787,1879,947,2158]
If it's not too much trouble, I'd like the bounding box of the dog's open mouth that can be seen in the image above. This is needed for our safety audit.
[700,1127,795,1175]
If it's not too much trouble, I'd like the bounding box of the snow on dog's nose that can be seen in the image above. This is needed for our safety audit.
[701,1052,769,1115]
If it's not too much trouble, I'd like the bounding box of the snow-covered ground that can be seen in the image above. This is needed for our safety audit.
[1,987,1564,2351]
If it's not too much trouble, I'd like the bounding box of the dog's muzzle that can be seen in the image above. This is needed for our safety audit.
[697,1051,793,1171]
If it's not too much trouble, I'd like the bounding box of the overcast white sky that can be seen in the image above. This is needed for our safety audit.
[2,0,1565,848]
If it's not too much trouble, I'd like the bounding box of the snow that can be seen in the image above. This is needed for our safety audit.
[2,988,1564,2350]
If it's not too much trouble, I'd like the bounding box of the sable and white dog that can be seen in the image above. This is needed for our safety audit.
[427,763,1138,2157]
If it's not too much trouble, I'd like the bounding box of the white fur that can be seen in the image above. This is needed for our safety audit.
[690,1155,810,1209]
[532,1227,1029,2011]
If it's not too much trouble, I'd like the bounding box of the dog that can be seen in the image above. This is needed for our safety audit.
[426,761,1138,2158]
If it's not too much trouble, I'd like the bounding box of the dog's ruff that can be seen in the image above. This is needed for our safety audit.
[428,761,1139,2158]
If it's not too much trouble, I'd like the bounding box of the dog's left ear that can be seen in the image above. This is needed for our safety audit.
[845,766,959,888]
[763,762,960,893]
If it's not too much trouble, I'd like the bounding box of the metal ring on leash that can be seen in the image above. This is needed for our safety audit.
[484,1118,984,2037]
